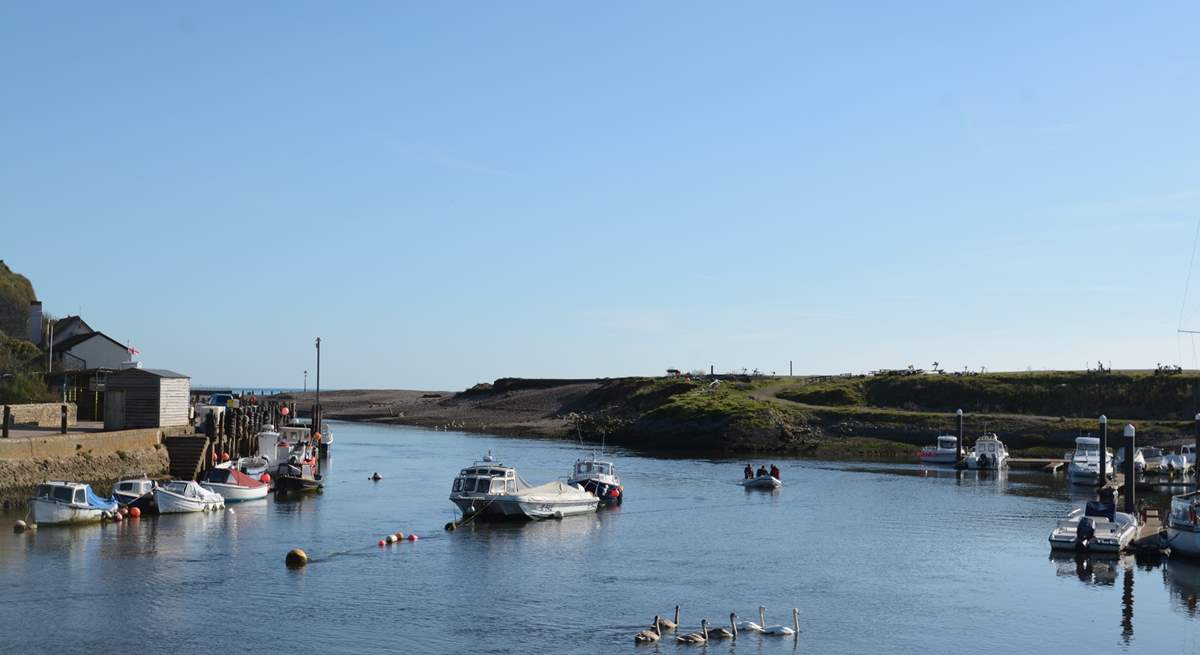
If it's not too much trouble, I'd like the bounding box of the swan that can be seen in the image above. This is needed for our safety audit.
[762,607,799,636]
[735,606,766,632]
[707,613,737,640]
[676,619,709,644]
[654,606,679,631]
[634,618,661,644]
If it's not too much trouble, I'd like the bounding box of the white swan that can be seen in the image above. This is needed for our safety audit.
[676,619,709,644]
[634,618,661,644]
[736,606,766,632]
[707,613,737,639]
[654,605,679,631]
[762,607,799,636]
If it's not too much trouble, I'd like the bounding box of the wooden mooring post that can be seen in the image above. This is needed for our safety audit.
[2,405,9,439]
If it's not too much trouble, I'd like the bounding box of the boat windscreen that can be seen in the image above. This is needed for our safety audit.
[52,486,74,503]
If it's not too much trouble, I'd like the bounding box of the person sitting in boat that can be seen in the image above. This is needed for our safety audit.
[744,464,753,480]
[769,464,780,480]
[756,465,768,477]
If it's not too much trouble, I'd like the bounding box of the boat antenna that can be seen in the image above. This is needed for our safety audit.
[1178,218,1200,367]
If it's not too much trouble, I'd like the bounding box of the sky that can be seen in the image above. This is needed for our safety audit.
[4,2,1200,390]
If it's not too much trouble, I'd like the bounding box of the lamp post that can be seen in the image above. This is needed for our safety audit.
[314,338,321,435]
[956,409,964,461]
[1123,424,1136,514]
[303,370,308,394]
[1099,415,1108,487]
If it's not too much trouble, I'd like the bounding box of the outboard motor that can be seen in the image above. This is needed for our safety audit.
[1075,517,1096,551]
[978,453,990,469]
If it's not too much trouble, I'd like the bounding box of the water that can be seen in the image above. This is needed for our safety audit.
[2,421,1199,653]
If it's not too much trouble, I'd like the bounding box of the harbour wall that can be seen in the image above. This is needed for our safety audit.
[4,402,77,428]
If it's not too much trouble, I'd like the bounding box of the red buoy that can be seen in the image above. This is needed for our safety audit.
[260,473,271,484]
[378,539,386,547]
[113,512,123,522]
[222,452,231,462]
[408,534,418,541]
[129,507,141,518]
[281,406,290,416]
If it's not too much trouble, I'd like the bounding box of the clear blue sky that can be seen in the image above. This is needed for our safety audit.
[4,3,1200,390]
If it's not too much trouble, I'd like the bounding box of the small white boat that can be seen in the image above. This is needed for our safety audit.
[917,435,961,465]
[1115,446,1146,474]
[234,455,270,478]
[1165,444,1196,474]
[29,481,118,525]
[200,467,269,502]
[1168,490,1200,557]
[450,453,598,520]
[567,455,624,504]
[1066,437,1113,485]
[113,478,156,506]
[965,433,1009,470]
[1048,492,1139,552]
[1137,447,1165,473]
[740,474,782,490]
[154,480,226,514]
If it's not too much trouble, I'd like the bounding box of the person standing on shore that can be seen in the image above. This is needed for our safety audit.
[744,464,753,480]
[770,464,780,480]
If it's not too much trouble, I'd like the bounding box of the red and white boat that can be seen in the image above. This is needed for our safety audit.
[200,467,269,502]
[917,435,961,465]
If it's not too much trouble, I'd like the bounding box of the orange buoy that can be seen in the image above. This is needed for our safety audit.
[129,507,141,518]
[408,534,418,541]
[260,472,271,484]
[394,532,405,541]
[222,452,231,462]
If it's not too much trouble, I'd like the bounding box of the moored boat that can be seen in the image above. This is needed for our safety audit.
[1138,447,1165,474]
[113,478,158,513]
[1165,444,1196,475]
[450,453,598,520]
[235,455,270,478]
[1066,437,1113,485]
[200,467,269,502]
[1115,446,1146,474]
[154,480,225,513]
[29,481,118,525]
[917,435,961,465]
[567,455,623,504]
[1168,490,1200,558]
[966,433,1010,470]
[1048,489,1138,553]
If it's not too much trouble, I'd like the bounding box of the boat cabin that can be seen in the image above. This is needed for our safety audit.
[34,482,87,505]
[573,460,616,478]
[936,436,958,450]
[452,466,517,495]
[1075,437,1100,455]
[278,426,311,443]
[1170,491,1200,529]
[114,479,154,498]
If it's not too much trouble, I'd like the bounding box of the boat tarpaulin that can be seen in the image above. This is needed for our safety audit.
[85,485,117,511]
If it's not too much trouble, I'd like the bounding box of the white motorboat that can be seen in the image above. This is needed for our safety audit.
[567,455,624,504]
[1168,490,1200,557]
[1138,447,1165,473]
[917,435,961,465]
[29,481,118,525]
[741,474,782,490]
[1165,444,1196,475]
[113,478,156,506]
[1115,446,1146,474]
[1048,491,1138,553]
[234,455,270,478]
[1066,437,1114,485]
[450,453,598,520]
[200,467,269,502]
[154,480,226,514]
[965,433,1010,470]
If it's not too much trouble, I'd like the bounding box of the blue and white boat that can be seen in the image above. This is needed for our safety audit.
[29,481,118,525]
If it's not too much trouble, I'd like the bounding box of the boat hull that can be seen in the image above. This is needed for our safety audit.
[918,452,960,465]
[1169,523,1200,557]
[154,488,224,514]
[451,494,598,520]
[274,475,322,493]
[199,481,269,502]
[29,498,107,525]
[741,476,782,490]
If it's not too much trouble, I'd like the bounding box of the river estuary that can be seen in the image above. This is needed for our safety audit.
[2,421,1199,653]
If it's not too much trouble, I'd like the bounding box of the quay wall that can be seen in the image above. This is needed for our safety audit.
[0,427,171,460]
[5,403,77,428]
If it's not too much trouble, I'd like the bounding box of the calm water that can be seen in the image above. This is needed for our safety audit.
[3,421,1200,654]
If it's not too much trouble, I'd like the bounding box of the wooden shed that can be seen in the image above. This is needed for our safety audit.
[104,368,191,430]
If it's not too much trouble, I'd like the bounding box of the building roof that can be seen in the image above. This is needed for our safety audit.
[111,368,189,379]
[53,330,128,354]
[52,315,91,336]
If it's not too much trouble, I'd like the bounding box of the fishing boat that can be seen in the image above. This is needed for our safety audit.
[1048,489,1138,553]
[317,421,333,457]
[113,478,158,513]
[1066,436,1113,485]
[450,452,598,520]
[154,480,225,513]
[917,435,961,465]
[200,467,269,502]
[1115,446,1146,474]
[273,436,322,493]
[1166,444,1196,474]
[29,481,118,525]
[1168,490,1200,557]
[567,455,623,504]
[965,433,1010,470]
[740,473,782,490]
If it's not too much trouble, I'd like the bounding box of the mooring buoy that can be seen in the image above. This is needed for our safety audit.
[13,520,27,533]
[285,548,309,568]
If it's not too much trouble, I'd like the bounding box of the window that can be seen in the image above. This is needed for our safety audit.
[452,479,462,492]
[73,489,86,504]
[53,487,74,503]
[506,480,516,493]
[35,485,52,498]
[490,479,505,494]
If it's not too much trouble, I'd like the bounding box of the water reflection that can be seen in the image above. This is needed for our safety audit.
[1165,558,1200,618]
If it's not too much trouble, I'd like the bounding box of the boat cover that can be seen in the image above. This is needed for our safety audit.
[85,485,118,511]
[203,468,264,487]
[1085,500,1115,521]
[166,480,223,502]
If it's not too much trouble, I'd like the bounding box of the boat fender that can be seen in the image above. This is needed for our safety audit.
[13,520,26,533]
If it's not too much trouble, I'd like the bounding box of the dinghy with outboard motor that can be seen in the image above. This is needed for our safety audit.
[1048,488,1138,553]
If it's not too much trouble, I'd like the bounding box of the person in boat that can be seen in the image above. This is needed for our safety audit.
[744,464,753,480]
[756,465,768,477]
[769,464,780,480]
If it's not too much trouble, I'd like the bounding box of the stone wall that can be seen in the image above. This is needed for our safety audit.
[0,426,171,460]
[0,446,170,509]
[5,402,77,428]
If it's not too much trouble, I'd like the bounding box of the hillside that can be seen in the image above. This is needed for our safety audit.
[271,370,1200,457]
[0,260,36,341]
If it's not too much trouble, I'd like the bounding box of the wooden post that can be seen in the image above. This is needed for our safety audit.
[205,411,215,440]
[2,405,9,439]
[1123,424,1136,514]
[60,404,68,434]
[1099,415,1108,486]
[1194,413,1199,476]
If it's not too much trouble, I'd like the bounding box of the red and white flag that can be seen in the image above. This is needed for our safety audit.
[128,346,140,356]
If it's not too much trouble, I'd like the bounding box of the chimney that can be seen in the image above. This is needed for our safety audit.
[27,301,43,345]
